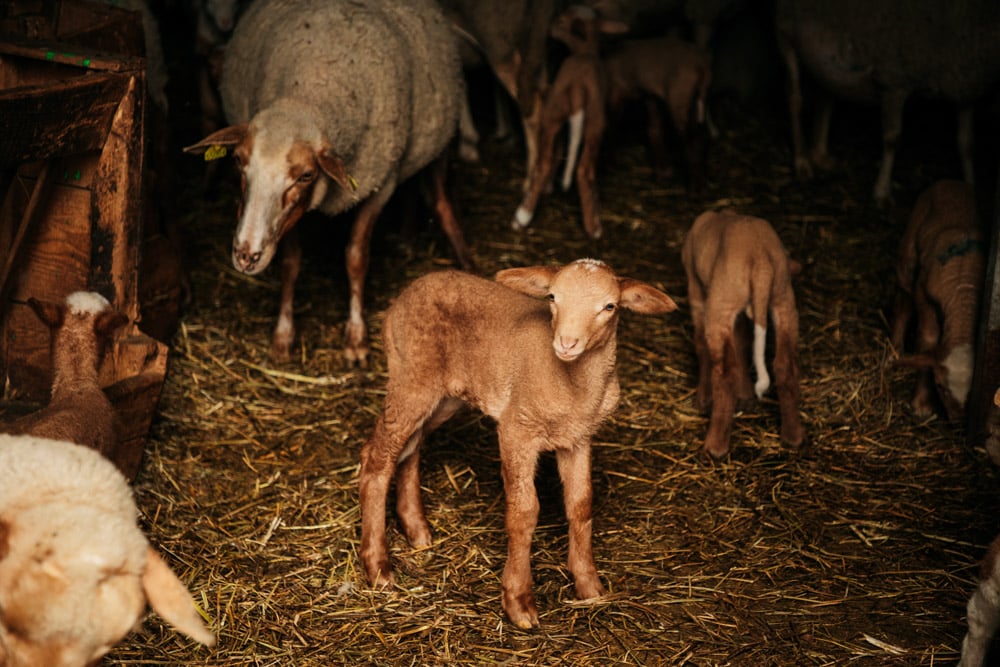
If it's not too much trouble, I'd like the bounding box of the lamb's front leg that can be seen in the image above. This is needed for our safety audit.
[556,443,604,601]
[499,431,541,629]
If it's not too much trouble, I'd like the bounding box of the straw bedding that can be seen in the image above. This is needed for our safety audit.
[105,95,999,665]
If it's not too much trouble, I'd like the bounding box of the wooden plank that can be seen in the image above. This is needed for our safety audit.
[0,70,129,166]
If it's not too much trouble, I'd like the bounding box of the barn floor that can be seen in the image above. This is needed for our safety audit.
[105,81,1000,665]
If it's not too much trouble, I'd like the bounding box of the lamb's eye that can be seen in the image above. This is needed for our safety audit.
[297,170,315,183]
[547,294,555,302]
[605,303,616,312]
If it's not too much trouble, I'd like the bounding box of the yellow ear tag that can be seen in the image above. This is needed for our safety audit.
[204,145,228,161]
[348,174,358,191]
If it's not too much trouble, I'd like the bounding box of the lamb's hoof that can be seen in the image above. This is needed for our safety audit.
[364,562,396,591]
[574,574,605,601]
[343,343,370,369]
[270,338,293,364]
[503,592,540,630]
[512,206,533,231]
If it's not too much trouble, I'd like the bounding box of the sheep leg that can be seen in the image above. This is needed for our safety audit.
[874,89,907,204]
[688,280,712,414]
[910,287,940,416]
[733,314,756,409]
[576,115,604,240]
[779,42,813,180]
[890,287,914,351]
[498,428,541,629]
[359,391,436,588]
[395,398,464,548]
[771,307,804,447]
[556,444,604,601]
[513,112,560,231]
[271,228,301,363]
[344,186,393,367]
[808,96,834,171]
[645,97,670,178]
[457,91,481,164]
[427,158,475,271]
[704,325,738,458]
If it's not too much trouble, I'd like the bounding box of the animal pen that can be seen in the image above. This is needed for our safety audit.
[1,2,1000,665]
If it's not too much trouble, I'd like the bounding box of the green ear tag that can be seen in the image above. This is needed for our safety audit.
[348,174,358,191]
[205,145,228,161]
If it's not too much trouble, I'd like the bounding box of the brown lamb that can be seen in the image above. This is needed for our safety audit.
[681,209,804,458]
[1,292,129,472]
[359,259,677,629]
[891,179,984,422]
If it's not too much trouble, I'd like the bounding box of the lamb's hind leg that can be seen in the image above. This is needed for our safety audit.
[359,390,436,589]
[703,324,739,458]
[771,304,804,447]
[394,397,464,548]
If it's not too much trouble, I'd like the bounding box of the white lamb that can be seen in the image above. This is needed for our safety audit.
[0,434,215,666]
[359,259,677,629]
[184,0,475,367]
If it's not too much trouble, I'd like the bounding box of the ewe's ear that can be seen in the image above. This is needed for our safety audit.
[619,279,677,314]
[495,266,559,297]
[894,353,936,369]
[95,309,130,338]
[27,297,64,329]
[182,124,249,155]
[317,146,355,192]
[142,548,216,647]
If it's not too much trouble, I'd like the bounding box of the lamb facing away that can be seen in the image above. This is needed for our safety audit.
[0,292,130,473]
[0,433,215,666]
[959,532,1000,667]
[891,180,984,422]
[512,6,628,240]
[359,259,677,629]
[681,209,804,458]
[603,34,712,193]
[774,0,1000,204]
[184,0,475,366]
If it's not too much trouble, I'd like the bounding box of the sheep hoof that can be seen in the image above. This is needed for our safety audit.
[343,344,370,369]
[512,206,533,230]
[270,339,293,364]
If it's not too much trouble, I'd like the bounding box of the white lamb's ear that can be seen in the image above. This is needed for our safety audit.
[495,266,559,298]
[141,548,216,647]
[618,279,677,314]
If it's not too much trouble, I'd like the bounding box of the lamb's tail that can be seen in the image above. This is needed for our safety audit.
[749,267,772,398]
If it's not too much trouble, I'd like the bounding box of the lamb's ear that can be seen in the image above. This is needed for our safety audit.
[95,308,130,338]
[894,353,936,369]
[495,266,559,297]
[142,547,217,647]
[27,297,64,329]
[619,279,677,314]
[317,146,355,192]
[182,124,249,156]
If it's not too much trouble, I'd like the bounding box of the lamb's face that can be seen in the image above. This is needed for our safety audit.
[936,343,974,421]
[231,124,326,276]
[0,508,148,667]
[547,261,621,362]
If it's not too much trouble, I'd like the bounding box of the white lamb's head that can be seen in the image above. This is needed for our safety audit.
[0,435,216,666]
[182,101,355,276]
[495,259,677,362]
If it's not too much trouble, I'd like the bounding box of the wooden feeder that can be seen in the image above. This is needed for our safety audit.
[0,1,166,481]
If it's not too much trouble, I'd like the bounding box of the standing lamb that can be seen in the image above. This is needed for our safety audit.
[891,179,985,422]
[603,34,712,193]
[512,5,628,239]
[184,0,475,366]
[359,259,677,629]
[774,0,1000,204]
[0,292,130,474]
[681,209,804,458]
[0,433,215,665]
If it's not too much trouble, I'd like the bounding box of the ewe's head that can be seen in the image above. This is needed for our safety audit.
[183,102,354,275]
[496,259,676,362]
